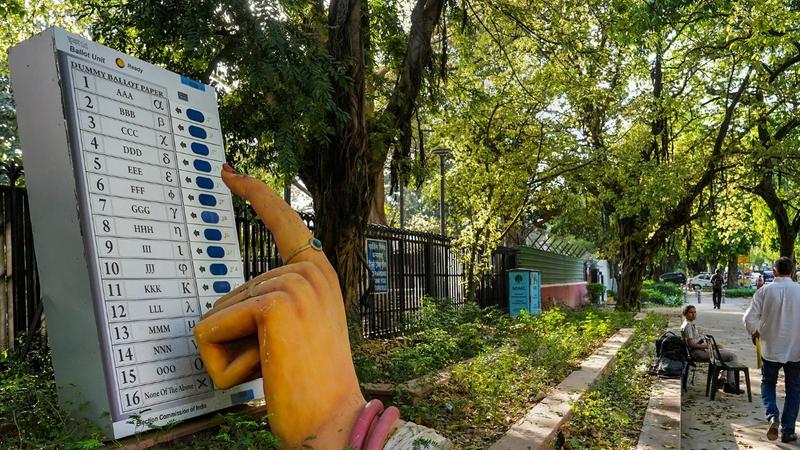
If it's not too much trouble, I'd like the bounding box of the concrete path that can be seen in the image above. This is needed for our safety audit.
[679,293,797,449]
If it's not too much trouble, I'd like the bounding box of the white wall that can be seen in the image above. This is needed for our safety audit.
[596,260,617,293]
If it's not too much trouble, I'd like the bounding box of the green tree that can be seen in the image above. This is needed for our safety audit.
[493,0,757,310]
[86,0,448,312]
[427,12,590,294]
[1,0,90,183]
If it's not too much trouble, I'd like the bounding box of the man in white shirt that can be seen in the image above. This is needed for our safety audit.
[744,257,800,443]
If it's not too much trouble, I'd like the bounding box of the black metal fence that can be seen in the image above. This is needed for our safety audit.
[0,185,42,350]
[0,185,472,345]
[235,208,466,338]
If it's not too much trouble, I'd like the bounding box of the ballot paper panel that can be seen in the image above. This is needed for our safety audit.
[10,28,262,439]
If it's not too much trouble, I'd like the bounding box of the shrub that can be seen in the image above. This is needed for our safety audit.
[726,288,756,298]
[0,334,105,449]
[586,283,605,304]
[641,282,683,306]
[353,299,509,384]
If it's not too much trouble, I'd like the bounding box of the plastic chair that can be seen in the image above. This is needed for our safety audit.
[705,334,752,402]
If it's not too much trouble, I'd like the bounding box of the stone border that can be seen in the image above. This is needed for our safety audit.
[635,377,681,449]
[635,317,683,450]
[489,328,636,450]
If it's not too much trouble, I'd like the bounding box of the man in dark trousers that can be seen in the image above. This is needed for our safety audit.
[711,269,724,309]
[744,257,800,443]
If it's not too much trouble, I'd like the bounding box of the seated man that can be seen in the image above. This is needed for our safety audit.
[681,304,743,394]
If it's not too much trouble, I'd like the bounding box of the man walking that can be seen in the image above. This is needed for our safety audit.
[711,269,724,309]
[744,257,800,443]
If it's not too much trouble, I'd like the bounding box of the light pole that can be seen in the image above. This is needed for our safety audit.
[432,148,451,236]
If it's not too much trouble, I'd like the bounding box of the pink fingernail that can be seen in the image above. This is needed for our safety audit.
[222,163,238,174]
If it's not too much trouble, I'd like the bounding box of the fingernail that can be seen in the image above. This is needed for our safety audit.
[222,163,238,174]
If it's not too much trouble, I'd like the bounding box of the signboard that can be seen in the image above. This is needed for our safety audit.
[738,255,751,265]
[366,238,389,294]
[529,271,542,314]
[9,28,263,439]
[508,269,542,317]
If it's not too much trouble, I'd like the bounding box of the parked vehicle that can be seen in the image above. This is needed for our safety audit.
[660,271,686,284]
[688,272,713,290]
[749,272,762,288]
[763,271,775,284]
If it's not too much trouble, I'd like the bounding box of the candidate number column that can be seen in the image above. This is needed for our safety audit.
[68,58,210,414]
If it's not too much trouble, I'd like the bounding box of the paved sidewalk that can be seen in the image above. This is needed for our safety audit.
[679,294,796,449]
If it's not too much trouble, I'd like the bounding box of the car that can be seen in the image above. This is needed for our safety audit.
[763,272,775,284]
[749,271,762,287]
[660,271,686,284]
[688,272,713,290]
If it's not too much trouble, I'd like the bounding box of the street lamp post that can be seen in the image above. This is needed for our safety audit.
[432,148,451,236]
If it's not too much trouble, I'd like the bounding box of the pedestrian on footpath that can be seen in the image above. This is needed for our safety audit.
[744,256,800,443]
[681,304,742,394]
[711,269,724,309]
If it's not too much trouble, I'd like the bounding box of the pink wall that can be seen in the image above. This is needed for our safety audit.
[541,282,589,309]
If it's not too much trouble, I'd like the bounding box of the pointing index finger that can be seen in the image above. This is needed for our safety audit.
[220,165,327,268]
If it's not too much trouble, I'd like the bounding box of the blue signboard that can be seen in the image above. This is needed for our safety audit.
[507,269,542,317]
[529,271,542,314]
[366,238,389,293]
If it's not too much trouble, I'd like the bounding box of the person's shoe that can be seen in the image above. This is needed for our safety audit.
[768,418,780,441]
[782,433,798,443]
[723,384,743,395]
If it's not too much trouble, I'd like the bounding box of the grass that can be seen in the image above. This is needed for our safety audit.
[352,300,512,384]
[561,313,668,449]
[2,302,643,449]
[393,307,637,448]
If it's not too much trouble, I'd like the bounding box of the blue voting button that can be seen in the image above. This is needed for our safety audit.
[191,142,209,156]
[193,159,212,172]
[195,176,214,189]
[180,76,206,91]
[207,246,225,258]
[209,263,228,276]
[204,229,222,241]
[213,281,231,293]
[188,125,207,139]
[198,193,217,207]
[201,211,219,223]
[186,109,205,123]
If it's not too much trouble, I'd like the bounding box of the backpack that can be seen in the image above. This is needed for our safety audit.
[650,331,687,378]
[656,331,686,361]
[712,274,723,289]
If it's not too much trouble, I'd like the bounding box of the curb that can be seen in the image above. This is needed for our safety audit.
[635,377,681,449]
[489,328,636,450]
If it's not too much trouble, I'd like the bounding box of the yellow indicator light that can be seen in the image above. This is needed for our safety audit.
[115,58,125,68]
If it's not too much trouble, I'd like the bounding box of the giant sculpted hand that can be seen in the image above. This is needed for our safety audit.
[194,165,366,449]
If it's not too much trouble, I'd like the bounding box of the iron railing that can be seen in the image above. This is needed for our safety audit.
[0,185,473,345]
[234,208,466,338]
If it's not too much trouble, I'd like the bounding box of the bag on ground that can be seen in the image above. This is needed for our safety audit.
[649,331,686,378]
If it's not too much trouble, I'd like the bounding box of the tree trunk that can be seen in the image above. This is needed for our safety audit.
[617,253,645,311]
[777,221,797,259]
[368,170,388,225]
[727,254,737,288]
[616,218,646,311]
[303,0,444,315]
[301,0,375,314]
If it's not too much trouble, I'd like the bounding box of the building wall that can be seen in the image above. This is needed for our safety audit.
[516,247,588,308]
